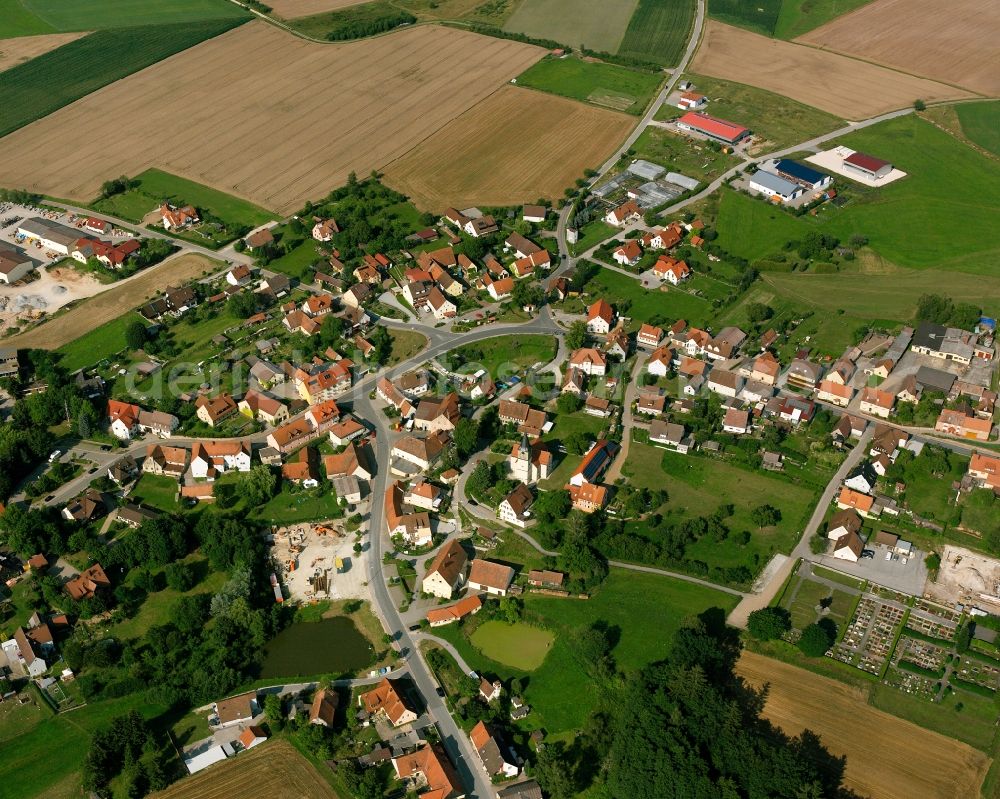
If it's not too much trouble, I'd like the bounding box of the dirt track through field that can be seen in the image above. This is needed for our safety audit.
[796,0,1000,96]
[382,85,633,210]
[268,0,368,18]
[151,739,338,799]
[0,22,543,214]
[0,253,219,350]
[0,32,87,73]
[737,651,989,799]
[691,21,974,120]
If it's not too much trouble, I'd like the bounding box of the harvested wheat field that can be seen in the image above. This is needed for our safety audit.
[691,21,973,120]
[0,22,543,214]
[737,651,989,799]
[268,0,368,18]
[2,253,220,351]
[797,0,1000,96]
[152,739,337,799]
[382,86,633,210]
[0,32,87,73]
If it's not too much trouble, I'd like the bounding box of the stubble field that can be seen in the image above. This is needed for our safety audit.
[691,21,974,119]
[382,86,633,210]
[797,0,1000,96]
[737,651,990,799]
[151,739,338,799]
[0,31,85,72]
[268,0,367,17]
[1,253,220,351]
[0,22,543,214]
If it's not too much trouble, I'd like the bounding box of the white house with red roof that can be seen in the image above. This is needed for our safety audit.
[586,299,615,335]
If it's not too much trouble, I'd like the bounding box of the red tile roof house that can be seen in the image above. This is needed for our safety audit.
[467,559,515,596]
[586,299,615,335]
[159,203,199,230]
[637,323,663,349]
[426,594,483,627]
[194,393,239,427]
[604,199,642,228]
[613,239,642,267]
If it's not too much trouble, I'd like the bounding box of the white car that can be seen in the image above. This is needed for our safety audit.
[48,450,62,463]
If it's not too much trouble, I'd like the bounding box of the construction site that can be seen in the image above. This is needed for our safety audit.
[925,545,1000,612]
[270,521,368,604]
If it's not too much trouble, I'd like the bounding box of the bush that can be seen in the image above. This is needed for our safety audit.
[747,607,791,641]
[798,621,835,657]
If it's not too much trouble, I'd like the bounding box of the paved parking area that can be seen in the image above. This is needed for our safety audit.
[812,544,927,595]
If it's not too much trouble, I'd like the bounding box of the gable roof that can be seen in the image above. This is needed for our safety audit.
[468,559,515,591]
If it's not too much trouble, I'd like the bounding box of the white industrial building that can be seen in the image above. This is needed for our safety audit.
[748,170,804,203]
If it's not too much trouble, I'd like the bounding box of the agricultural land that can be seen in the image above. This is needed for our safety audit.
[0,31,85,72]
[616,0,696,66]
[0,23,544,213]
[0,18,248,138]
[382,86,633,210]
[797,0,1000,96]
[515,55,663,114]
[503,0,639,53]
[151,739,338,799]
[1,0,249,36]
[738,651,990,799]
[691,21,974,119]
[268,0,369,18]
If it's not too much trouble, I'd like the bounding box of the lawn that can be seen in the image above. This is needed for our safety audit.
[469,620,555,670]
[516,55,662,115]
[714,188,808,261]
[452,334,556,379]
[956,100,1000,157]
[0,693,48,743]
[631,124,740,184]
[266,238,324,281]
[111,555,228,640]
[772,0,877,39]
[247,485,345,524]
[93,168,276,227]
[666,73,844,150]
[386,330,427,366]
[617,0,696,67]
[2,0,246,34]
[583,263,714,327]
[525,569,738,731]
[0,18,246,138]
[503,0,640,53]
[622,442,815,571]
[570,219,617,255]
[870,682,998,752]
[55,311,144,372]
[708,0,782,35]
[0,693,168,799]
[128,474,180,512]
[718,115,1000,275]
[439,568,737,732]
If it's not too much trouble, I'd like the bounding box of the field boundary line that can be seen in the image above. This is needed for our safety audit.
[790,40,990,100]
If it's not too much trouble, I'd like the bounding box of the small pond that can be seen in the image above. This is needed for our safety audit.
[260,616,374,678]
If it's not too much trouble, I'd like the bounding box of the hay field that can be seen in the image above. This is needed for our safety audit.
[0,22,543,214]
[797,0,1000,96]
[0,32,85,72]
[737,651,989,799]
[269,0,367,18]
[382,86,633,210]
[1,253,219,351]
[152,739,338,799]
[691,21,974,119]
[504,0,639,53]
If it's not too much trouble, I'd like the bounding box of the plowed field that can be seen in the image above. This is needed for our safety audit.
[797,0,1000,96]
[0,22,543,214]
[737,651,990,799]
[691,21,973,119]
[382,86,633,210]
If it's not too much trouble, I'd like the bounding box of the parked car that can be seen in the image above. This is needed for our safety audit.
[860,549,875,559]
[48,450,61,462]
